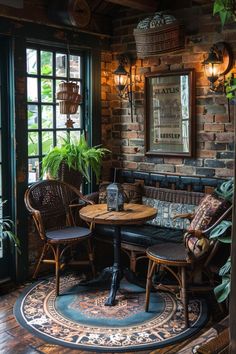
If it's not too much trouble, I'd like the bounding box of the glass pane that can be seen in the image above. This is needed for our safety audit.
[41,79,53,102]
[42,105,53,129]
[71,109,81,128]
[28,158,39,183]
[70,130,81,141]
[28,104,38,129]
[40,51,53,76]
[28,132,39,156]
[56,106,66,128]
[42,131,53,154]
[27,77,38,102]
[27,49,37,74]
[56,53,67,77]
[70,55,80,79]
[56,131,68,146]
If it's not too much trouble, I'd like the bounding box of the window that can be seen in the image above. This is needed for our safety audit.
[26,46,86,182]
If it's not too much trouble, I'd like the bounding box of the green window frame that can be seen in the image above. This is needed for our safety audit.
[26,45,87,182]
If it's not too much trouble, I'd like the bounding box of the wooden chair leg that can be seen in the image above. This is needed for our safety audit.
[130,250,137,273]
[55,245,60,296]
[181,266,189,328]
[33,243,49,279]
[145,260,156,312]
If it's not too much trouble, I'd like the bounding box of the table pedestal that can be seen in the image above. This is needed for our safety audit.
[105,225,122,306]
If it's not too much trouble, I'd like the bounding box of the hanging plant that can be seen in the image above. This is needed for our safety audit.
[213,0,236,27]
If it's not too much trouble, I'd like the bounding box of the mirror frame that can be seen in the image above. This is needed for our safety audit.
[144,69,195,157]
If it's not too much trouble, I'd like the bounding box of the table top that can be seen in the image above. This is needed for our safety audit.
[79,203,157,225]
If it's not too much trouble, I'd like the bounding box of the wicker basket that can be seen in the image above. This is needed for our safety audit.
[133,21,184,58]
[59,101,79,114]
[57,81,82,114]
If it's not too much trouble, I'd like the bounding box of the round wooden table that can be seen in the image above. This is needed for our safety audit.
[80,203,157,306]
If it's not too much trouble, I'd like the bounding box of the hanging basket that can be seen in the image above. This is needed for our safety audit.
[57,81,82,114]
[133,13,184,58]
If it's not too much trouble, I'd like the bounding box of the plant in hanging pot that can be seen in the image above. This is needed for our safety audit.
[42,135,110,188]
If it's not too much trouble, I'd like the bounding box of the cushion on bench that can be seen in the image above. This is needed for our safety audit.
[142,196,196,230]
[95,223,183,248]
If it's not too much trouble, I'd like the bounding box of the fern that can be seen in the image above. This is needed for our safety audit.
[42,134,110,183]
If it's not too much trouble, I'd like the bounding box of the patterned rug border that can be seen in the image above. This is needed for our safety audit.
[14,277,209,352]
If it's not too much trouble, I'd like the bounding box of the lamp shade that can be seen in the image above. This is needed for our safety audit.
[114,64,128,92]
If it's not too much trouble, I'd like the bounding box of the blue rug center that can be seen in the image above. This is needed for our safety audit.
[55,280,165,327]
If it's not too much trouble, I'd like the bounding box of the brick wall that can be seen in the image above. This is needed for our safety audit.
[101,4,235,179]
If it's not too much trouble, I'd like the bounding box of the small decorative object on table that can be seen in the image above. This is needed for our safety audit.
[106,168,124,211]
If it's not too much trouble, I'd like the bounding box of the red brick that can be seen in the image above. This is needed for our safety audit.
[198,132,215,142]
[197,150,216,158]
[164,158,183,165]
[121,131,138,139]
[215,168,234,178]
[204,123,224,132]
[214,114,230,123]
[123,161,138,169]
[215,133,234,142]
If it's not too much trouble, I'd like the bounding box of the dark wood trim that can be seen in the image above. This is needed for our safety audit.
[105,0,157,12]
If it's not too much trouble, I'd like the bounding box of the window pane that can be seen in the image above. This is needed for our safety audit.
[56,131,68,146]
[40,51,53,76]
[27,77,38,102]
[28,158,39,183]
[56,105,66,128]
[42,131,53,154]
[28,132,39,156]
[28,104,38,129]
[41,78,53,102]
[56,53,67,77]
[70,55,80,79]
[27,49,37,74]
[42,105,53,129]
[71,109,81,128]
[70,130,81,141]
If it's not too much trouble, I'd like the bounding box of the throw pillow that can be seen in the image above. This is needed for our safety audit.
[185,194,230,258]
[98,182,143,204]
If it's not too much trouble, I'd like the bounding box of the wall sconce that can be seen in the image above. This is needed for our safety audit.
[202,42,233,92]
[113,54,134,121]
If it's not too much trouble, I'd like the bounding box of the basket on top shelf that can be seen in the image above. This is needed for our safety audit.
[57,81,82,114]
[133,12,184,58]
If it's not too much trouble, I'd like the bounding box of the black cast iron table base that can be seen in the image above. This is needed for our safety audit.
[80,225,144,306]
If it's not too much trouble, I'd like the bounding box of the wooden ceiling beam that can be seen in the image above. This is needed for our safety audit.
[105,0,158,12]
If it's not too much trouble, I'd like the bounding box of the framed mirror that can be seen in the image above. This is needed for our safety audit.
[144,69,195,156]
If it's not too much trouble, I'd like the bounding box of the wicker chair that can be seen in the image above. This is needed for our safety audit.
[24,179,95,295]
[145,204,232,328]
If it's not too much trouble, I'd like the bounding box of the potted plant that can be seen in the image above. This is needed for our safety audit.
[0,200,20,256]
[42,135,110,186]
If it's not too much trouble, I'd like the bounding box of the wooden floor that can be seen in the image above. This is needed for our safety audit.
[0,281,223,354]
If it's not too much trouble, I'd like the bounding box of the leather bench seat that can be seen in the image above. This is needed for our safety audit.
[95,224,183,248]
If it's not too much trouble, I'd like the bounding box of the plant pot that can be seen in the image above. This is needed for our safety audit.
[58,162,83,190]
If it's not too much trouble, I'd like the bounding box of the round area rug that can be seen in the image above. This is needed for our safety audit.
[14,274,208,352]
